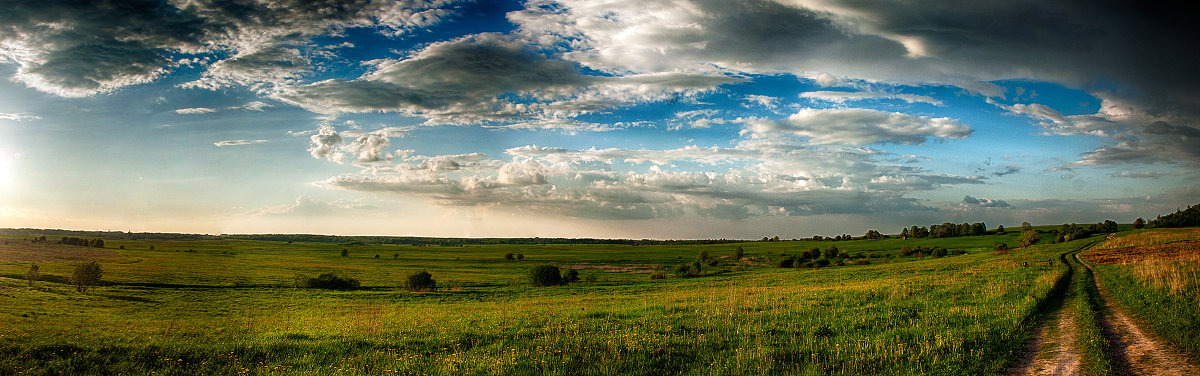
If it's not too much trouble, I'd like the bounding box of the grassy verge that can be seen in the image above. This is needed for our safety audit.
[1090,255,1200,363]
[1070,254,1114,375]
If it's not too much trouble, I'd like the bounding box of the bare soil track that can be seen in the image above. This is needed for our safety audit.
[1080,253,1199,376]
[1011,250,1199,376]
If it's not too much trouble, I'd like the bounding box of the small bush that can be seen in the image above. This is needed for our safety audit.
[994,243,1009,251]
[674,263,699,278]
[340,249,349,257]
[404,270,437,292]
[25,264,39,287]
[561,268,580,284]
[504,253,515,261]
[517,253,525,260]
[529,265,563,286]
[650,270,667,280]
[393,253,399,259]
[815,258,831,267]
[777,257,795,268]
[734,247,744,259]
[1019,229,1041,248]
[706,258,719,267]
[374,254,380,259]
[932,247,947,258]
[299,273,360,290]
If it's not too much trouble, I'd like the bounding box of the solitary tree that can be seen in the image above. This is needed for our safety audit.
[996,225,1006,235]
[1133,217,1146,229]
[25,264,39,287]
[1019,229,1041,248]
[340,249,349,257]
[528,265,563,286]
[561,268,580,284]
[734,247,745,260]
[404,270,437,292]
[697,249,709,261]
[71,261,103,293]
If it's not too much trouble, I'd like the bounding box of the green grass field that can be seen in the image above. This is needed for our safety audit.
[0,231,1094,375]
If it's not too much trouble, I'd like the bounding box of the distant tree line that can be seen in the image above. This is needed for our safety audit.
[900,222,988,239]
[60,237,104,248]
[1149,203,1200,228]
[1047,220,1118,243]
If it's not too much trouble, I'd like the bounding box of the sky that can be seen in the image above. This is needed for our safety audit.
[0,0,1197,239]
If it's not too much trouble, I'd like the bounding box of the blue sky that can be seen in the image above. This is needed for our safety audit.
[0,0,1196,238]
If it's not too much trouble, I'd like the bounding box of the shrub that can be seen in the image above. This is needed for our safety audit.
[650,270,667,280]
[561,268,580,284]
[504,253,515,261]
[734,247,744,259]
[698,249,709,260]
[1019,229,1041,248]
[25,264,39,287]
[404,270,437,292]
[707,258,719,267]
[824,245,839,259]
[994,243,1009,251]
[70,261,103,293]
[374,254,380,259]
[393,253,399,259]
[815,258,831,267]
[529,265,563,286]
[777,257,795,268]
[932,247,948,258]
[517,254,525,260]
[674,263,699,278]
[340,249,349,257]
[299,273,360,290]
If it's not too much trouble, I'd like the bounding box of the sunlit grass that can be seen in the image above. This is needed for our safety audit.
[0,234,1094,375]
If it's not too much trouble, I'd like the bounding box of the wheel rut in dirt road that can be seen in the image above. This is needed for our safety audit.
[1078,253,1200,376]
[1010,253,1080,376]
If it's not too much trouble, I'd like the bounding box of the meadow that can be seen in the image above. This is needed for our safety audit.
[1,230,1095,375]
[1084,228,1200,363]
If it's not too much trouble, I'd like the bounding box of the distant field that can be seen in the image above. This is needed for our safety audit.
[1,232,1092,375]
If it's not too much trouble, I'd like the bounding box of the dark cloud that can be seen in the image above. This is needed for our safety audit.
[516,0,1199,116]
[275,34,737,124]
[0,0,466,96]
[994,164,1021,177]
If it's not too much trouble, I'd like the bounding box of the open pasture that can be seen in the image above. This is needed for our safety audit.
[1,233,1090,375]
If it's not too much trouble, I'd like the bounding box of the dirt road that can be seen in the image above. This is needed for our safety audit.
[1010,253,1198,376]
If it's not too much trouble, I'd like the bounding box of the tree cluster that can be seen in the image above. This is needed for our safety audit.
[898,246,949,258]
[1048,220,1118,243]
[862,230,885,240]
[60,237,104,247]
[1149,204,1200,228]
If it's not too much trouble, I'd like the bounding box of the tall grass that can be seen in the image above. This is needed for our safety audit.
[1092,254,1200,363]
[1094,228,1200,249]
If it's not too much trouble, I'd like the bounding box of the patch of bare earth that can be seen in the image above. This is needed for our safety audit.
[1080,254,1200,376]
